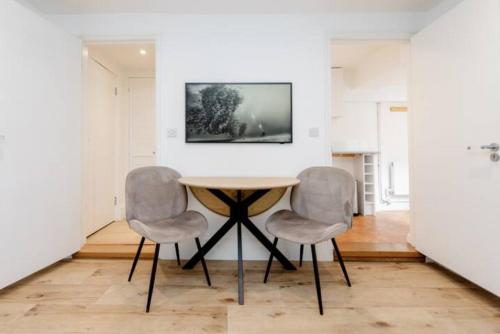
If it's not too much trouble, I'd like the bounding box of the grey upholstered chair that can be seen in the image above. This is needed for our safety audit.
[263,166,354,315]
[125,166,211,312]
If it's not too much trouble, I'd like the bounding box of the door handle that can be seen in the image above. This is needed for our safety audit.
[480,143,499,152]
[476,143,500,162]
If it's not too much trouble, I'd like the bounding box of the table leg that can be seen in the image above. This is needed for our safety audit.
[184,186,296,306]
[237,220,244,305]
[242,218,296,270]
[183,218,237,269]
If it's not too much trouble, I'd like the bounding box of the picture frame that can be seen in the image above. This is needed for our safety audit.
[185,82,293,143]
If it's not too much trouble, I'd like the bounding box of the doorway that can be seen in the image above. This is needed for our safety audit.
[329,40,421,261]
[79,41,157,258]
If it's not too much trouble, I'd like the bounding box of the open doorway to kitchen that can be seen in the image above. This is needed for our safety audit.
[329,40,422,261]
[78,41,157,258]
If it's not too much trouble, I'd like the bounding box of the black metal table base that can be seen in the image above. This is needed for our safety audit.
[183,188,296,304]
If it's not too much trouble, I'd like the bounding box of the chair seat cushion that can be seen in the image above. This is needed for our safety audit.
[129,211,208,244]
[266,210,348,245]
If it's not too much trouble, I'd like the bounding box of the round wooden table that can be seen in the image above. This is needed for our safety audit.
[178,176,300,305]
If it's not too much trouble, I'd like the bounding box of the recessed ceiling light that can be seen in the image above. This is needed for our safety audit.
[139,49,147,55]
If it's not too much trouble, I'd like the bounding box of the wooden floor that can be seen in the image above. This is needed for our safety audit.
[337,211,423,261]
[77,221,156,259]
[76,211,422,261]
[0,259,498,333]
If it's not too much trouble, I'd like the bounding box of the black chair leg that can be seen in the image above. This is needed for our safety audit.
[128,237,145,282]
[146,244,160,313]
[299,244,304,267]
[263,238,278,283]
[331,238,351,287]
[311,244,323,315]
[195,238,211,287]
[174,242,181,266]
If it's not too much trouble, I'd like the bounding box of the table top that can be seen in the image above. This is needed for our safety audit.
[178,176,300,190]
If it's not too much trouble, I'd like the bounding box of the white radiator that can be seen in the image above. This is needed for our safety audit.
[388,161,409,198]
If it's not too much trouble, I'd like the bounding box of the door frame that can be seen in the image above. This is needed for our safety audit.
[326,34,415,244]
[81,36,161,242]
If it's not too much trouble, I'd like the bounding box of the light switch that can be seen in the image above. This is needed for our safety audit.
[167,128,177,138]
[308,127,320,138]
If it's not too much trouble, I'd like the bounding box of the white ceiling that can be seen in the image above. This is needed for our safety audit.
[20,0,445,15]
[87,43,155,73]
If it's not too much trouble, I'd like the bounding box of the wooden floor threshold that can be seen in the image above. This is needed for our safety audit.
[336,242,424,262]
[74,244,155,259]
[75,242,424,262]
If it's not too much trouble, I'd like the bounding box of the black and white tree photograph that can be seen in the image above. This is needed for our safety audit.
[185,83,292,143]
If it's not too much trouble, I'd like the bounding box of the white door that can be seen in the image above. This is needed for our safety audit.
[129,77,156,170]
[411,0,500,295]
[85,59,117,235]
[0,0,82,288]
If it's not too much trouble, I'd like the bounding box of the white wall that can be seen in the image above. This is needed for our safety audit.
[0,0,82,288]
[331,44,409,151]
[160,16,331,262]
[48,13,425,261]
[331,101,379,152]
[343,44,409,102]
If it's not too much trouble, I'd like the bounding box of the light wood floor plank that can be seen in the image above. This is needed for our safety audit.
[0,259,498,334]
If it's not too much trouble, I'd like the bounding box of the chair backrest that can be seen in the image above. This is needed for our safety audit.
[291,166,355,228]
[125,166,187,224]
